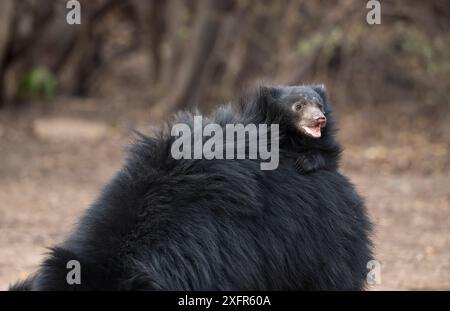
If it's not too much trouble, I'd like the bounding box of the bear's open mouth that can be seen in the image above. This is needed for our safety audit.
[302,125,322,138]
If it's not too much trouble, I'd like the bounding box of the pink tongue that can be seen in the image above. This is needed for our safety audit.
[302,126,321,138]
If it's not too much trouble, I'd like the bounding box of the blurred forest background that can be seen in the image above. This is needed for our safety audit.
[0,0,449,290]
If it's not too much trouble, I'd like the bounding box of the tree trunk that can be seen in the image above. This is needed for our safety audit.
[0,0,15,106]
[161,0,189,90]
[160,0,234,115]
[149,0,167,84]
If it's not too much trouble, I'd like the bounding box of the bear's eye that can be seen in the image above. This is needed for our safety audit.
[292,102,303,112]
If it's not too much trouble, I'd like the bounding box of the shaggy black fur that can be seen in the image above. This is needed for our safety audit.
[10,85,372,291]
[236,85,341,174]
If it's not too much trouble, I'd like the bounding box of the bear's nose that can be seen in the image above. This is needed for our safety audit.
[315,116,327,127]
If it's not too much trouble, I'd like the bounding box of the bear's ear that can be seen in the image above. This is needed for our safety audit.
[269,86,283,99]
[311,84,328,102]
[251,86,283,120]
[258,85,282,100]
[255,86,274,111]
[254,86,280,110]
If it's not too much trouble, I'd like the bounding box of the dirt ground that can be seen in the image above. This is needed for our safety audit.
[0,96,449,290]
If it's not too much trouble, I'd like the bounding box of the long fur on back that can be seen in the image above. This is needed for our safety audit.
[11,85,372,291]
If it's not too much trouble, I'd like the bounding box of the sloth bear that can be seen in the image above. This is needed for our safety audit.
[11,85,372,291]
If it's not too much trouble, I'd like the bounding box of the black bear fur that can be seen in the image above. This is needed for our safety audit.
[11,85,372,290]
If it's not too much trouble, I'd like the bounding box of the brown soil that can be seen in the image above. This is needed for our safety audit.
[0,97,449,290]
